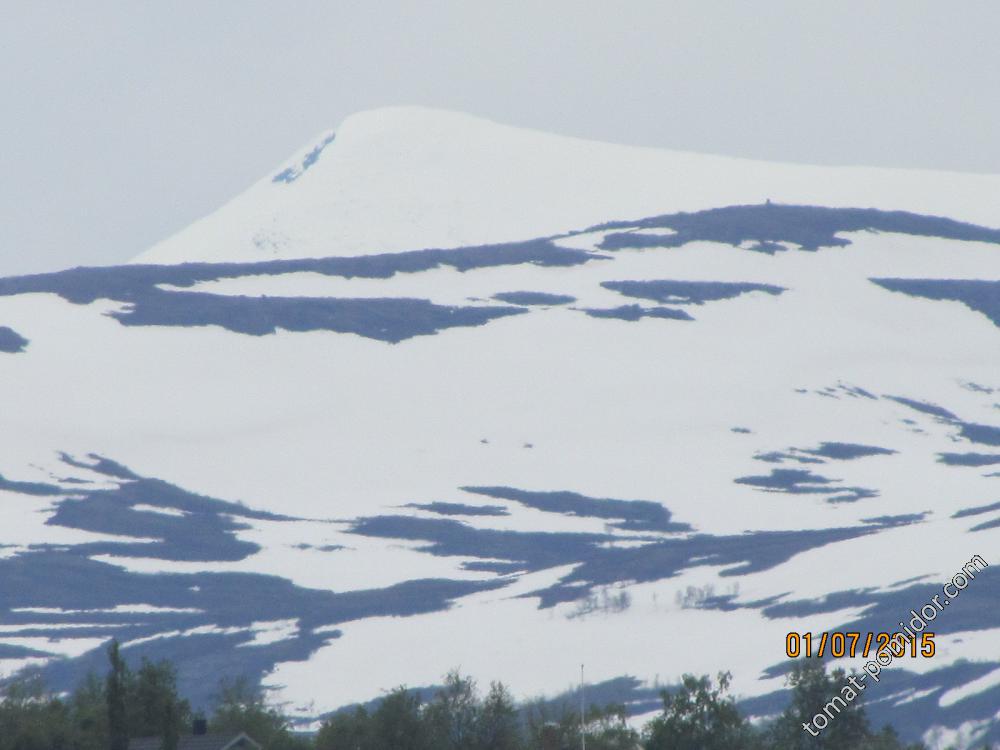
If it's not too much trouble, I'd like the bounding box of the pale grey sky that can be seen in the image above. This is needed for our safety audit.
[2,1,999,276]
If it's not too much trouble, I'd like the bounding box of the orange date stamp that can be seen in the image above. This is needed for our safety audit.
[785,631,936,659]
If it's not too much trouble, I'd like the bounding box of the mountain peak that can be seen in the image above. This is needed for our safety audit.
[133,107,1000,266]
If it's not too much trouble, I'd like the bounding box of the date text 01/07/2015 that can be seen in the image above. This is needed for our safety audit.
[785,631,935,659]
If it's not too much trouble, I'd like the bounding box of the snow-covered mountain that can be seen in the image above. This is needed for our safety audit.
[2,107,999,748]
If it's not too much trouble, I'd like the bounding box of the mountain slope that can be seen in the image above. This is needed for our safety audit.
[2,108,999,748]
[135,106,1000,264]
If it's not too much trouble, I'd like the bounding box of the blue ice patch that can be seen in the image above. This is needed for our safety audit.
[885,395,959,420]
[590,203,1000,252]
[601,280,785,305]
[582,305,693,321]
[272,132,336,183]
[734,468,878,503]
[491,291,576,305]
[0,241,599,342]
[872,278,1000,327]
[0,454,501,709]
[939,453,1000,467]
[0,326,27,353]
[462,486,691,533]
[407,502,510,517]
[799,442,896,460]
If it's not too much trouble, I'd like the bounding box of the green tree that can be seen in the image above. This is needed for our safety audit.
[70,672,109,750]
[128,657,190,741]
[766,660,870,749]
[522,697,579,750]
[211,676,308,750]
[763,660,936,749]
[475,681,522,750]
[523,698,637,750]
[162,695,180,750]
[316,706,374,750]
[0,673,73,750]
[643,671,757,750]
[425,671,480,750]
[370,687,430,750]
[865,725,929,750]
[106,640,129,750]
[581,704,639,750]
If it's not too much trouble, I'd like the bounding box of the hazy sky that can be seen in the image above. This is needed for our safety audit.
[3,1,999,276]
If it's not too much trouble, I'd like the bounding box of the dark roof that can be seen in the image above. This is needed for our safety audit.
[128,732,261,750]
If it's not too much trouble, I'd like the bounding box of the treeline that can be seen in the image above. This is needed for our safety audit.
[319,665,930,750]
[0,641,302,750]
[0,642,945,749]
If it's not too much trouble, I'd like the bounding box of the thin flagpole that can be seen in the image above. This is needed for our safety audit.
[580,663,586,750]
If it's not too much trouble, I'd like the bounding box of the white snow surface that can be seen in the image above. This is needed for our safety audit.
[1,108,999,748]
[134,107,1000,265]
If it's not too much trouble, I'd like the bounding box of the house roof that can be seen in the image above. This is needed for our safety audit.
[128,732,261,750]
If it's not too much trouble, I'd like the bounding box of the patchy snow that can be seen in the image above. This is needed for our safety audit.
[132,504,188,517]
[940,667,1000,708]
[0,107,998,747]
[239,619,300,648]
